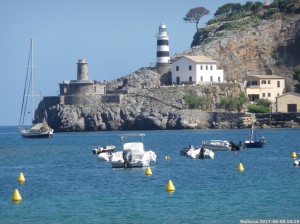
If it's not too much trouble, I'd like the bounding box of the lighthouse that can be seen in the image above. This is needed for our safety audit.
[156,22,170,75]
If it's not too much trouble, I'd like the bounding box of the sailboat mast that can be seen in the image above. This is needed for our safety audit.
[31,39,34,124]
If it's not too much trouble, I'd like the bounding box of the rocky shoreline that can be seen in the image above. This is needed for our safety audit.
[41,100,300,132]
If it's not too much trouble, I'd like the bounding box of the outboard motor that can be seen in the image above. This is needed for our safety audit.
[93,147,100,154]
[230,141,242,151]
[180,145,194,156]
[293,160,300,166]
[122,149,132,168]
[199,147,205,159]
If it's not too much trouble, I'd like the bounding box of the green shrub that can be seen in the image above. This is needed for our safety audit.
[248,105,270,113]
[217,92,248,112]
[293,65,300,82]
[256,98,272,107]
[184,94,210,110]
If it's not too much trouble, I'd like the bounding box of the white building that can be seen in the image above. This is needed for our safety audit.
[171,55,224,85]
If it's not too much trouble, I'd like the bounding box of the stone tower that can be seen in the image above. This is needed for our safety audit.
[77,59,88,81]
[156,22,171,75]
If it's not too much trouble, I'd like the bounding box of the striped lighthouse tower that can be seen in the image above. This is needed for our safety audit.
[156,21,170,75]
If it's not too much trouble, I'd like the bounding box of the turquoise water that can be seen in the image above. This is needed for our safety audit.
[0,127,299,224]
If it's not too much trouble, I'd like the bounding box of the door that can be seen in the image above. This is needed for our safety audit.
[176,77,180,85]
[287,104,297,112]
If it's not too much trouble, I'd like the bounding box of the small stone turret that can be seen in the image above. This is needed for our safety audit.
[77,59,88,81]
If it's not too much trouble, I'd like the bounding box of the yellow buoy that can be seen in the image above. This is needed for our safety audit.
[238,163,244,172]
[291,152,297,159]
[145,166,152,176]
[18,172,26,183]
[166,180,175,192]
[12,189,22,202]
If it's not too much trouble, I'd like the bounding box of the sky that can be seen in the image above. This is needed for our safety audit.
[0,0,251,126]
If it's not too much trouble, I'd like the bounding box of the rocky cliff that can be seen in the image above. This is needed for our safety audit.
[38,13,300,132]
[178,14,300,91]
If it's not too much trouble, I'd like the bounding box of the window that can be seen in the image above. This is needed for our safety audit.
[201,76,203,81]
[277,81,280,87]
[206,65,208,70]
[262,93,265,97]
[176,66,179,71]
[189,65,192,71]
[189,76,192,82]
[268,80,271,84]
[261,80,266,84]
[210,65,213,70]
[201,65,203,70]
[268,93,271,97]
[218,77,221,82]
[210,76,213,82]
[252,81,258,85]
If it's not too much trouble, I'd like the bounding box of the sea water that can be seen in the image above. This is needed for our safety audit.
[0,126,299,224]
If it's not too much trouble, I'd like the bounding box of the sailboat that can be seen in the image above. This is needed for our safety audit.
[243,124,266,148]
[19,39,54,138]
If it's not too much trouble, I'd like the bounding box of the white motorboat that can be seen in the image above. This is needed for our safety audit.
[92,145,115,154]
[181,145,214,159]
[201,140,232,151]
[294,160,300,166]
[110,133,157,168]
[98,152,112,162]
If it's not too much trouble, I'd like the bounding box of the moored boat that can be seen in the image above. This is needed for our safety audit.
[20,123,53,138]
[243,125,266,148]
[201,140,232,151]
[92,145,115,154]
[19,39,54,138]
[96,133,157,168]
[180,145,214,159]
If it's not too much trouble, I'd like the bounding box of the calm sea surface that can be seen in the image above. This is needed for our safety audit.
[0,126,299,224]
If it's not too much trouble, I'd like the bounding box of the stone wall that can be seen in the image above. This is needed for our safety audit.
[43,94,123,107]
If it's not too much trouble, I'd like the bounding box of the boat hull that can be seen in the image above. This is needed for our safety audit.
[201,140,232,151]
[20,129,53,138]
[111,160,150,168]
[244,141,264,148]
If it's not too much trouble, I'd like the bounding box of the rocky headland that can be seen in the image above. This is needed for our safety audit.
[38,11,300,132]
